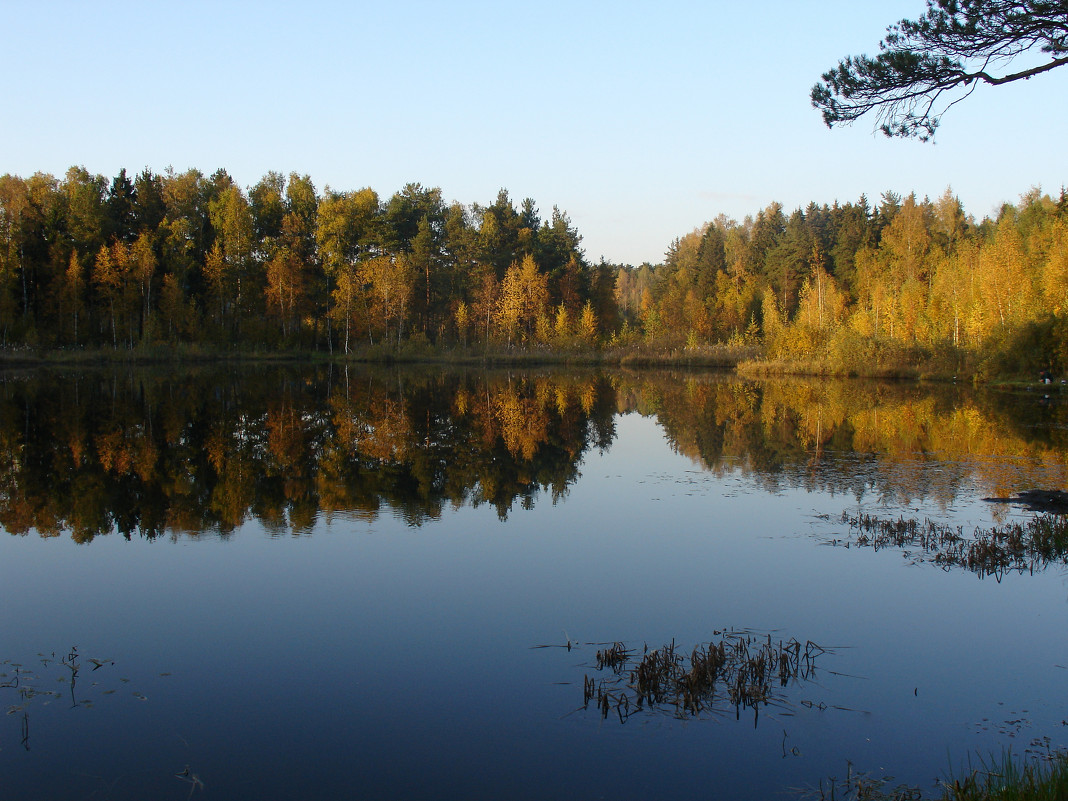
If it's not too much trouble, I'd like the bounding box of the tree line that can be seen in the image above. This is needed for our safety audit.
[2,165,1068,376]
[621,186,1068,376]
[0,167,615,352]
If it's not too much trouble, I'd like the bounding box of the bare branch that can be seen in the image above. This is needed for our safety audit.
[972,52,1068,83]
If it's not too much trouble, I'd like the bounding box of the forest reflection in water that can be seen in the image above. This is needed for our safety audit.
[4,365,1068,801]
[1,365,1067,542]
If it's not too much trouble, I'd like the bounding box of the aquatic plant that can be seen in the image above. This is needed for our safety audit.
[800,748,1068,800]
[937,748,1068,800]
[579,631,829,725]
[796,760,923,800]
[832,511,1068,580]
[2,646,121,751]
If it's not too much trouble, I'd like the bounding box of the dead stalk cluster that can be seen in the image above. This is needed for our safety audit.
[584,633,825,724]
[838,511,1068,579]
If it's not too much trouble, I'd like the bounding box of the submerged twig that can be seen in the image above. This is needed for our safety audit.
[175,765,205,799]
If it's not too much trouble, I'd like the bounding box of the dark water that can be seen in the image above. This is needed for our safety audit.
[2,365,1068,800]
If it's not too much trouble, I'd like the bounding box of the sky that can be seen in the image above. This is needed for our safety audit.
[3,0,1067,266]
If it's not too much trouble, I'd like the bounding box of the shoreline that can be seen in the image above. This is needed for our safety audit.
[0,343,1055,387]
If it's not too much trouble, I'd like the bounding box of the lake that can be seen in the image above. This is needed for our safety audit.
[2,365,1068,800]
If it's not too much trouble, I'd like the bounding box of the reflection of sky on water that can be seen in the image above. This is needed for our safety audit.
[4,396,1068,799]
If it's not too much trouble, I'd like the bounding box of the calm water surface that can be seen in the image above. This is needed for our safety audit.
[2,366,1068,800]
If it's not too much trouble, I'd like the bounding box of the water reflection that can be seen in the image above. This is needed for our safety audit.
[628,374,1068,509]
[4,368,1068,801]
[0,366,617,539]
[1,368,1066,541]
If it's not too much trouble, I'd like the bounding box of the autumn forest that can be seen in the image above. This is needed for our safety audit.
[1,166,1067,378]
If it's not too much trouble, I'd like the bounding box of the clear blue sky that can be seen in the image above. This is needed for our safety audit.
[4,0,1066,266]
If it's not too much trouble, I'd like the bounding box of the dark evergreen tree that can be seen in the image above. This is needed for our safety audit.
[764,209,812,315]
[105,168,138,243]
[133,169,166,234]
[383,183,443,253]
[830,197,873,297]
